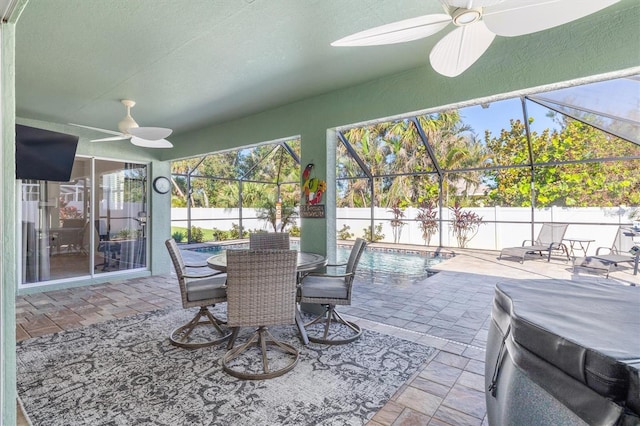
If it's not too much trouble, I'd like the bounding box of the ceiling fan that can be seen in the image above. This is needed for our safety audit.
[69,99,173,148]
[331,0,619,77]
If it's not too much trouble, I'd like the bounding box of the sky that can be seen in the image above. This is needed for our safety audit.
[458,97,560,140]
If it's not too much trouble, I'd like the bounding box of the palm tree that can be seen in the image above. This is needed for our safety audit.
[256,199,299,232]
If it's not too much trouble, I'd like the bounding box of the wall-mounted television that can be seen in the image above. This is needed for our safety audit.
[16,125,79,182]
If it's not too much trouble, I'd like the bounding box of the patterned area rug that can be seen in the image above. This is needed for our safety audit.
[17,308,435,426]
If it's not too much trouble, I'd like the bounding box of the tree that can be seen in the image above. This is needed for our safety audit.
[256,199,299,232]
[484,115,640,207]
[170,140,301,210]
[337,111,490,209]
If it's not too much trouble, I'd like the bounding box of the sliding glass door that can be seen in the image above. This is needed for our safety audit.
[20,157,148,286]
[94,160,147,275]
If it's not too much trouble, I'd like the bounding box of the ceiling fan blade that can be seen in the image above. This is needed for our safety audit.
[68,123,122,136]
[442,0,506,8]
[128,126,173,140]
[483,0,620,37]
[131,136,173,149]
[429,22,495,77]
[331,14,451,46]
[90,135,131,142]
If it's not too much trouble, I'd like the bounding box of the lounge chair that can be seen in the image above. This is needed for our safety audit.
[499,223,570,263]
[579,226,639,278]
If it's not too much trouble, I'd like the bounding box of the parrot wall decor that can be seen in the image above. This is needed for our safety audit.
[302,163,326,205]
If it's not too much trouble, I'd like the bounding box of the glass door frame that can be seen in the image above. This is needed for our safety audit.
[17,155,150,290]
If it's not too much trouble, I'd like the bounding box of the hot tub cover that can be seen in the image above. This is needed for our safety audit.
[492,280,640,418]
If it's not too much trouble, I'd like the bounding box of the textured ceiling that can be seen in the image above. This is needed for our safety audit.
[14,0,637,139]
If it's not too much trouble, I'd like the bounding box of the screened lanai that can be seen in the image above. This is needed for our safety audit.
[170,74,639,257]
[333,75,640,253]
[171,138,301,242]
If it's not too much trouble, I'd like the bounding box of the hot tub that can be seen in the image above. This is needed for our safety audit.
[485,280,640,425]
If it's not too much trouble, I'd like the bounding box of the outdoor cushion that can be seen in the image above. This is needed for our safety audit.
[300,275,349,299]
[186,277,227,302]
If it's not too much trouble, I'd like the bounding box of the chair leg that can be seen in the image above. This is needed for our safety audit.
[304,304,362,345]
[227,327,241,350]
[222,326,299,380]
[169,306,231,349]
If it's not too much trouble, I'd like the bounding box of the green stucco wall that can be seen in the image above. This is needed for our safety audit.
[2,14,18,426]
[2,0,639,421]
[161,0,639,255]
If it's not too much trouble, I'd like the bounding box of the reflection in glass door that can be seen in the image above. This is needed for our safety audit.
[19,157,148,285]
[94,160,147,275]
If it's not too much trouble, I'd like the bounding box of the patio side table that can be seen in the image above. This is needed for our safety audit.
[563,237,595,259]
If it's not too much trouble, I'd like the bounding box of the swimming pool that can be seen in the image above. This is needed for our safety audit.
[187,242,450,284]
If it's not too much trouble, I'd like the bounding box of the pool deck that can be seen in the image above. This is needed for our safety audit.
[15,244,638,425]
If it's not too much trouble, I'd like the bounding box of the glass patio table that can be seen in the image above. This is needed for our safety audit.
[207,250,327,345]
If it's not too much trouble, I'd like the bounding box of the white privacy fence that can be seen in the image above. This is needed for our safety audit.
[171,208,272,235]
[172,206,639,255]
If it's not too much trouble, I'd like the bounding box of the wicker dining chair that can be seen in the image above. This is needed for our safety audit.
[222,249,299,380]
[298,238,367,345]
[165,238,231,348]
[249,232,290,250]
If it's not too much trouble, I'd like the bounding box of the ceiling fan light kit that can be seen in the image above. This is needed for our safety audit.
[331,0,620,77]
[69,99,173,148]
[451,8,482,26]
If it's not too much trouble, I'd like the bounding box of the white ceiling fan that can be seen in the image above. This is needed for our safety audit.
[69,99,173,148]
[331,0,620,77]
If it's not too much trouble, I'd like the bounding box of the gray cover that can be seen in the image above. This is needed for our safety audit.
[486,279,640,425]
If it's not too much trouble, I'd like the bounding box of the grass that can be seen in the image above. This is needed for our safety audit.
[170,226,216,242]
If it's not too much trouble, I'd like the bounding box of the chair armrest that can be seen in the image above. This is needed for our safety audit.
[303,264,347,278]
[521,239,534,246]
[184,263,209,268]
[304,271,354,279]
[595,247,611,255]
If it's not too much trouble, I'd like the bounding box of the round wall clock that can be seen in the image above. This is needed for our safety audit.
[152,176,171,194]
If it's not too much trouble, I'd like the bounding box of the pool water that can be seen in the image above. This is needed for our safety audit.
[188,243,449,283]
[339,248,446,276]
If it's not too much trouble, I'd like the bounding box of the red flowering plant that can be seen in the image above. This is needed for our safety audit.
[449,201,483,248]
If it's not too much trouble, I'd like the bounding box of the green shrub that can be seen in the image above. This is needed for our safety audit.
[190,226,205,243]
[337,224,353,240]
[363,223,384,242]
[172,231,185,242]
[211,228,226,241]
[228,223,249,239]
